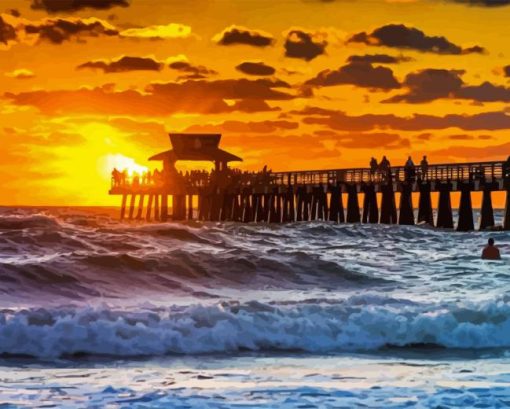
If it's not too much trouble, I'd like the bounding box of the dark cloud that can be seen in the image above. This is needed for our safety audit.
[31,0,129,13]
[384,69,464,103]
[168,60,217,80]
[305,61,400,90]
[284,29,327,61]
[9,9,21,17]
[0,15,17,45]
[185,120,298,134]
[314,130,410,149]
[78,56,163,73]
[347,54,411,64]
[214,25,274,47]
[449,0,510,6]
[5,78,293,116]
[504,65,510,77]
[294,106,510,131]
[25,17,118,44]
[348,24,484,55]
[430,141,510,162]
[236,61,276,76]
[384,69,510,103]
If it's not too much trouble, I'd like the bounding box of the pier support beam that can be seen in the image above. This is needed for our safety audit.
[457,183,474,232]
[479,188,495,230]
[145,194,154,222]
[436,183,453,229]
[329,185,341,223]
[136,194,145,220]
[504,189,510,230]
[161,194,168,222]
[128,194,136,220]
[346,184,360,223]
[380,184,397,224]
[154,194,160,222]
[362,185,378,224]
[188,194,193,220]
[120,193,127,220]
[398,184,415,225]
[417,183,433,225]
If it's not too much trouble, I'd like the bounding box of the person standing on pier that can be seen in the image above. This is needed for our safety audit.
[420,156,429,180]
[503,156,510,178]
[379,156,391,182]
[404,156,415,182]
[370,157,378,181]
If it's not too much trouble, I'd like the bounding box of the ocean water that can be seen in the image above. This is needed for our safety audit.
[0,206,509,408]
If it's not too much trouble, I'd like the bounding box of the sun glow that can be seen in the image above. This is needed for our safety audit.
[103,154,149,177]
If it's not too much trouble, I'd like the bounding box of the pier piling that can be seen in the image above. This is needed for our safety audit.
[436,183,453,229]
[457,183,474,232]
[346,184,360,223]
[479,187,495,230]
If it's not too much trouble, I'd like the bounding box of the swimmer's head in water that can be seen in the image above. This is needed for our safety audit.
[488,238,495,246]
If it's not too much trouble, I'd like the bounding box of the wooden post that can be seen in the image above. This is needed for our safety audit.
[161,194,168,222]
[146,194,154,222]
[188,194,193,220]
[346,184,360,223]
[504,189,510,230]
[296,187,304,222]
[362,184,378,224]
[128,194,136,220]
[436,184,453,229]
[120,194,127,220]
[398,184,414,225]
[418,182,433,225]
[457,183,474,232]
[479,187,495,230]
[289,188,295,222]
[154,194,160,221]
[136,194,145,220]
[380,184,396,224]
[329,185,340,223]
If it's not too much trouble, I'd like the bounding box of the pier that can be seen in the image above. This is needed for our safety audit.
[110,133,510,231]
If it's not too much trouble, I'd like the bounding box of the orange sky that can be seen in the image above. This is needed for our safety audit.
[1,0,510,206]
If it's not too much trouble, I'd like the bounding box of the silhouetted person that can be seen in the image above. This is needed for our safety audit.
[420,156,429,180]
[121,169,128,186]
[132,172,140,187]
[111,168,121,187]
[379,156,391,182]
[404,156,415,181]
[482,238,501,260]
[369,157,378,181]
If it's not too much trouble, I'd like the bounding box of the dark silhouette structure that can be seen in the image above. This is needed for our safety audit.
[109,133,510,231]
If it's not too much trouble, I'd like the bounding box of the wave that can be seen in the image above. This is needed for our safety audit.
[1,296,510,358]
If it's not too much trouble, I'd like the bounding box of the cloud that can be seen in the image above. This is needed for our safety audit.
[347,53,411,64]
[120,23,193,39]
[4,78,293,116]
[214,25,274,47]
[430,141,510,162]
[449,0,510,6]
[31,0,129,13]
[314,130,410,149]
[294,106,510,131]
[284,29,327,61]
[236,61,276,76]
[168,59,217,80]
[25,17,118,44]
[305,61,400,90]
[184,120,299,134]
[504,65,510,77]
[77,56,163,73]
[5,69,35,79]
[0,15,17,46]
[348,24,484,54]
[384,68,510,103]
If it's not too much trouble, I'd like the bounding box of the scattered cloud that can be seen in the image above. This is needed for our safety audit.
[503,65,510,77]
[77,56,164,73]
[347,53,412,64]
[236,61,276,76]
[168,57,217,80]
[0,15,17,46]
[305,61,400,90]
[213,25,274,47]
[120,23,193,39]
[31,0,130,13]
[448,0,510,6]
[184,120,299,134]
[284,29,327,61]
[25,17,118,44]
[5,69,35,79]
[348,23,484,55]
[314,130,410,149]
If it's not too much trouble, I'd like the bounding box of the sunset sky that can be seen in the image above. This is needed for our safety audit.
[1,0,510,205]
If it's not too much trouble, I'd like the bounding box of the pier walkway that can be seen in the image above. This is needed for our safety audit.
[109,133,510,231]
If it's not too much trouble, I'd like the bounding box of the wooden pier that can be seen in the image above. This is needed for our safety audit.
[110,133,510,231]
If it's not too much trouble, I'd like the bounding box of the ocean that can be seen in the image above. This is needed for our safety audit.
[0,206,509,408]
